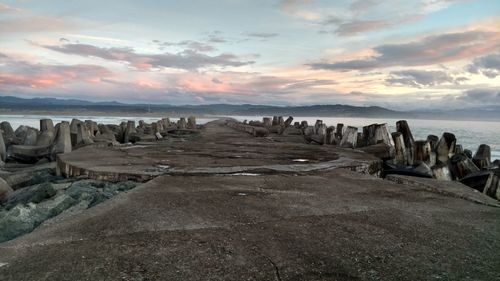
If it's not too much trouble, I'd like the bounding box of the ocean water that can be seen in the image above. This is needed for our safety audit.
[1,114,499,161]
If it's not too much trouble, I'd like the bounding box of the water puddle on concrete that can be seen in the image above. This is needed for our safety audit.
[227,173,261,176]
[0,263,8,267]
[292,159,310,162]
[120,145,149,150]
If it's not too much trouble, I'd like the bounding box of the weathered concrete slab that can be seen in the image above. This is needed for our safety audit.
[11,145,51,158]
[57,120,381,181]
[386,174,500,207]
[0,169,499,280]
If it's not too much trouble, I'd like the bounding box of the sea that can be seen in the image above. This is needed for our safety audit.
[1,114,499,161]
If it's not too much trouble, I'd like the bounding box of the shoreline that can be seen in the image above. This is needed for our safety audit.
[2,110,500,122]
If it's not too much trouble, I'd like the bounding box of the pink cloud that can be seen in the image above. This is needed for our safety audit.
[176,74,232,93]
[0,3,22,13]
[0,16,78,33]
[309,28,500,71]
[41,43,255,71]
[136,78,164,90]
[0,53,113,89]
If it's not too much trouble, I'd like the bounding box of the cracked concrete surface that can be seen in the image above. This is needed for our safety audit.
[1,120,499,280]
[57,120,381,180]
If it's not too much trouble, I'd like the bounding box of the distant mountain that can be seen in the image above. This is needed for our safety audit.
[0,96,498,120]
[232,104,406,118]
[0,96,408,118]
[0,96,124,106]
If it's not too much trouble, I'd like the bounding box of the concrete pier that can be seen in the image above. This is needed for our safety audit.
[1,119,499,281]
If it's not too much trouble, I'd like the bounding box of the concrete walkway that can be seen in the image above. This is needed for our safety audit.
[1,121,499,280]
[56,120,381,180]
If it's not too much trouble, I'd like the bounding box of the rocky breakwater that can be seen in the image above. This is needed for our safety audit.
[1,117,500,280]
[2,116,383,243]
[58,116,201,180]
[240,116,500,201]
[0,115,200,242]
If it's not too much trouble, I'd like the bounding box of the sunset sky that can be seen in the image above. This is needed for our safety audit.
[0,0,499,109]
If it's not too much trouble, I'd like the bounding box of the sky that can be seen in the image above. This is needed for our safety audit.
[0,0,499,110]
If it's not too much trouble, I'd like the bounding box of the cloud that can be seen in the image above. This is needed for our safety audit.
[154,30,263,53]
[65,34,131,44]
[279,0,313,12]
[458,88,500,104]
[282,0,464,36]
[386,70,466,88]
[154,40,216,53]
[0,48,338,105]
[466,53,500,78]
[206,31,228,43]
[349,0,380,15]
[0,53,112,89]
[0,3,22,13]
[0,16,77,34]
[324,14,422,36]
[105,73,338,105]
[224,75,338,95]
[42,43,255,71]
[244,32,279,38]
[278,0,320,20]
[334,19,394,36]
[309,30,499,71]
[211,78,223,84]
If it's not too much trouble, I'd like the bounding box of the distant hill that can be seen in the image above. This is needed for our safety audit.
[0,96,407,117]
[232,104,405,118]
[0,96,498,120]
[0,96,123,106]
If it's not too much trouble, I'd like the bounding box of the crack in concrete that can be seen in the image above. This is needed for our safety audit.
[263,254,282,281]
[251,248,282,281]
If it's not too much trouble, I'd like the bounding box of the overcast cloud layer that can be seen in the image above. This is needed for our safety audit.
[0,0,499,109]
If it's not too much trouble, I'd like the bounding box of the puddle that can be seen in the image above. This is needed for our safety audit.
[145,165,171,173]
[227,173,261,176]
[0,263,8,267]
[237,193,247,196]
[121,145,148,150]
[292,159,310,162]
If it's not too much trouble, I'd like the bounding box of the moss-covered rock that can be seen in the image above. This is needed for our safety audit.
[0,194,78,242]
[66,182,106,207]
[0,204,41,242]
[66,180,137,206]
[3,182,56,210]
[103,181,137,194]
[0,179,138,242]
